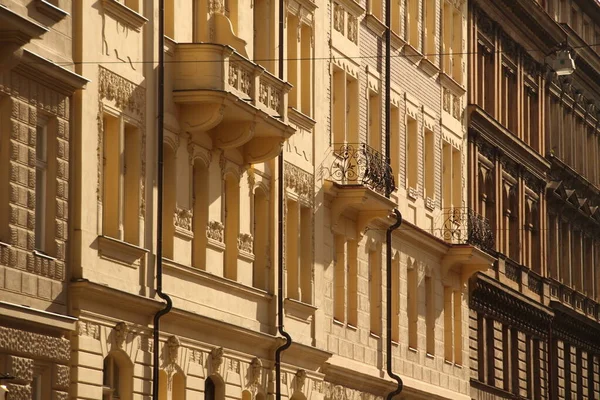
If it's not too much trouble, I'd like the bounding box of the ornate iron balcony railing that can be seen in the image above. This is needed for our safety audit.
[440,207,495,252]
[328,143,396,196]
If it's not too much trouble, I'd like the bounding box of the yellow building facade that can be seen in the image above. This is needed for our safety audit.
[0,0,493,399]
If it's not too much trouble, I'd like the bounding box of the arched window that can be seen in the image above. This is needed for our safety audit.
[224,174,240,280]
[163,145,177,259]
[204,376,225,400]
[173,372,185,400]
[102,353,132,400]
[253,187,269,290]
[193,161,209,269]
[205,377,216,400]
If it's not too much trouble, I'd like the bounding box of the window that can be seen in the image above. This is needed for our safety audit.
[423,0,436,58]
[124,0,139,11]
[523,86,539,150]
[162,145,176,259]
[32,364,50,400]
[368,90,381,152]
[287,16,313,116]
[369,244,382,335]
[347,240,358,326]
[390,104,400,183]
[391,255,400,342]
[333,236,358,325]
[407,0,420,49]
[165,0,174,38]
[254,0,275,73]
[407,263,418,349]
[453,290,462,364]
[424,128,435,201]
[35,121,48,253]
[102,114,141,246]
[193,162,209,270]
[370,0,382,20]
[406,116,419,191]
[560,221,571,285]
[332,68,358,145]
[286,199,312,304]
[441,141,461,209]
[334,235,346,323]
[475,41,495,115]
[252,188,269,290]
[0,98,10,244]
[204,376,225,400]
[425,276,435,354]
[103,354,131,400]
[224,174,240,280]
[443,286,453,361]
[443,2,462,83]
[500,65,518,132]
[391,0,401,36]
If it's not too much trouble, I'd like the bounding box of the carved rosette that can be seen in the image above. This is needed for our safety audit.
[206,221,224,242]
[174,207,193,231]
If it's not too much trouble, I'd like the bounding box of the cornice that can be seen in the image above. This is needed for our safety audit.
[551,301,600,353]
[322,355,395,395]
[101,0,148,32]
[14,49,89,95]
[468,105,550,180]
[0,4,47,37]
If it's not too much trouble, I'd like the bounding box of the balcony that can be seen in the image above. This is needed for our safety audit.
[322,143,396,235]
[439,207,494,252]
[173,43,294,163]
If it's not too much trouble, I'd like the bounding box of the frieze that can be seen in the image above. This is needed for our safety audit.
[77,321,101,340]
[189,349,203,364]
[174,207,193,231]
[0,326,70,362]
[98,67,145,117]
[207,221,224,242]
[323,382,382,400]
[284,162,313,203]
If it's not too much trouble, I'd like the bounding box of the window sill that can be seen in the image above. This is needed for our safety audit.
[390,31,406,51]
[0,241,12,248]
[419,56,439,77]
[408,346,418,353]
[426,352,435,359]
[346,323,357,331]
[97,235,148,266]
[174,226,194,240]
[403,44,424,65]
[369,332,381,339]
[333,318,345,326]
[238,249,255,262]
[407,186,418,200]
[101,0,147,32]
[289,107,316,132]
[33,249,56,261]
[285,298,317,322]
[439,72,466,97]
[364,13,386,37]
[36,0,69,21]
[207,237,226,252]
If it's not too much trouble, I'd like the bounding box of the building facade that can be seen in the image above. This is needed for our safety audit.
[0,0,87,398]
[0,1,497,400]
[467,0,600,399]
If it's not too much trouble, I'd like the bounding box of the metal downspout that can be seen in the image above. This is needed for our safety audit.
[274,0,292,398]
[386,210,403,400]
[153,0,173,399]
[384,0,403,395]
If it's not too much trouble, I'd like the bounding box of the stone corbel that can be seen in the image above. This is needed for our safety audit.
[330,195,369,231]
[441,246,495,286]
[356,210,389,238]
[244,137,284,164]
[181,103,226,133]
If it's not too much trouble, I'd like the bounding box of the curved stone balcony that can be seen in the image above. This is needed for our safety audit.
[174,43,294,163]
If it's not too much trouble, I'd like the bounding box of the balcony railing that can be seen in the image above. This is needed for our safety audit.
[327,143,395,196]
[439,208,494,252]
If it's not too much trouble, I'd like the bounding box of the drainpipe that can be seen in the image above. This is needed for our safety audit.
[274,0,292,399]
[386,209,403,399]
[153,1,173,399]
[384,0,403,394]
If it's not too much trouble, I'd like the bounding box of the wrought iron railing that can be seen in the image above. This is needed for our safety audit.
[327,143,396,196]
[440,207,495,252]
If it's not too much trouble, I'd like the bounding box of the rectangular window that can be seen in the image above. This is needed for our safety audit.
[254,0,274,73]
[452,10,462,83]
[334,235,346,323]
[368,91,381,152]
[424,128,435,200]
[369,246,381,335]
[406,116,418,190]
[285,199,299,299]
[390,104,400,183]
[407,0,420,49]
[300,205,312,304]
[444,286,453,361]
[102,114,141,245]
[391,256,400,342]
[424,0,436,58]
[442,141,452,209]
[425,276,435,354]
[347,240,358,326]
[332,69,358,145]
[32,364,50,400]
[35,122,48,253]
[300,25,313,116]
[454,290,462,365]
[287,14,299,110]
[370,0,382,20]
[442,3,452,73]
[408,266,418,349]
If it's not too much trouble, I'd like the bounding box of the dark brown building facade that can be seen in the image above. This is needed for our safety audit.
[467,0,600,399]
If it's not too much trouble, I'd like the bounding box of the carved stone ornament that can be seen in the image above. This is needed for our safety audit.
[114,321,128,349]
[284,162,313,202]
[174,207,193,231]
[211,347,224,374]
[347,15,358,43]
[0,326,71,363]
[250,357,262,386]
[167,335,180,366]
[295,369,307,391]
[207,220,225,242]
[238,233,254,253]
[99,67,145,117]
[333,3,345,34]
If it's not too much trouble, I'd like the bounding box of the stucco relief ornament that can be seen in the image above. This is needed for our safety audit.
[211,347,224,375]
[167,335,180,366]
[249,357,262,387]
[238,233,254,253]
[174,207,193,231]
[114,322,128,349]
[207,221,225,242]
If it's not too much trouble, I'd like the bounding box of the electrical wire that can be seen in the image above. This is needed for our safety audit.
[21,42,600,67]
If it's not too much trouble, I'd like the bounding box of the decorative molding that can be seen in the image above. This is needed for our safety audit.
[210,347,224,374]
[295,369,307,391]
[166,335,180,366]
[284,162,314,203]
[101,0,148,32]
[249,357,262,386]
[114,321,128,349]
[323,382,383,400]
[35,0,69,21]
[237,233,254,253]
[206,221,224,242]
[174,207,193,231]
[77,321,101,340]
[0,326,70,362]
[98,67,145,117]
